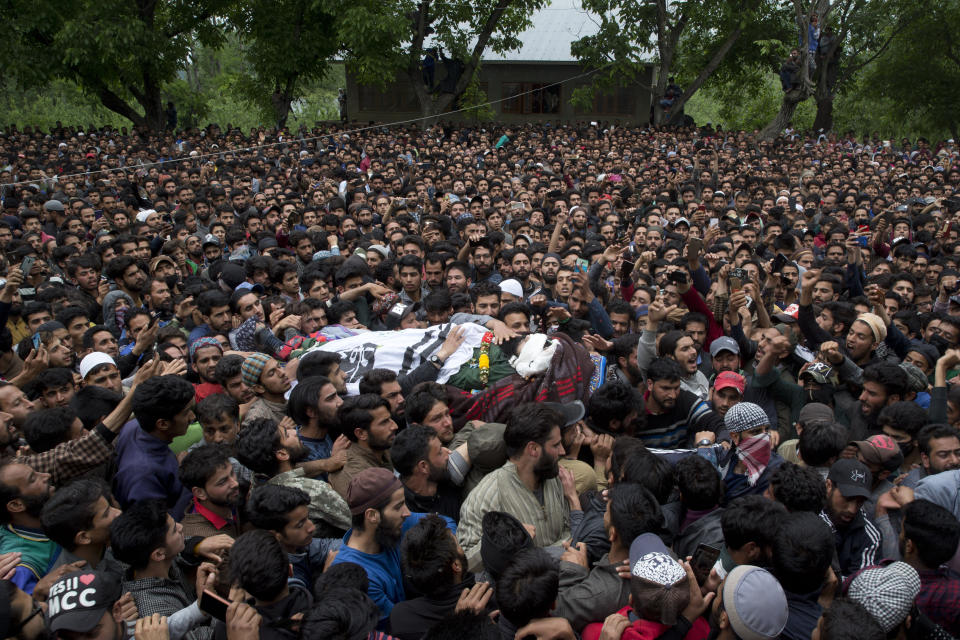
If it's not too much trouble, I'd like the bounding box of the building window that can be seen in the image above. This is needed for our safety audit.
[574,86,637,116]
[501,83,561,115]
[358,83,419,112]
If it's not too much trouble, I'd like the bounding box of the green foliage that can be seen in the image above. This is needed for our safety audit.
[0,0,235,127]
[686,71,816,132]
[457,76,496,122]
[853,0,960,139]
[0,80,129,130]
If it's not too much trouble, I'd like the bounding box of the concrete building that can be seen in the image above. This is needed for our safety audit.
[344,1,655,124]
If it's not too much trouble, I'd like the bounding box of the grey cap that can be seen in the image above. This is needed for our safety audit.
[722,565,788,640]
[709,336,740,357]
[542,400,585,429]
[798,402,834,426]
[43,199,65,212]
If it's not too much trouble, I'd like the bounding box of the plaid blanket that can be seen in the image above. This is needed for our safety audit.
[448,333,595,430]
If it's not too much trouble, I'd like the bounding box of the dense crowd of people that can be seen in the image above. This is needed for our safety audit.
[0,119,959,640]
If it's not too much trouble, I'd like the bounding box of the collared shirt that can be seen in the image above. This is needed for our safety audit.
[916,567,960,635]
[181,498,242,540]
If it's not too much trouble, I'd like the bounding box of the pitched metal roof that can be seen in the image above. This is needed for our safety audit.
[482,0,599,63]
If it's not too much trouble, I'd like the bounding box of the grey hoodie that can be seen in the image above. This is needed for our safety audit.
[102,289,135,333]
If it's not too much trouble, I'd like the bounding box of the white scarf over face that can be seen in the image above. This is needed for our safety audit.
[510,333,558,377]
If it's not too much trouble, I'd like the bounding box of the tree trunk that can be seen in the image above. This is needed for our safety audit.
[813,92,833,133]
[760,87,806,140]
[666,26,743,126]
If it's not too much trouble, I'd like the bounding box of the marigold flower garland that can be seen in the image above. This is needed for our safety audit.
[478,331,494,386]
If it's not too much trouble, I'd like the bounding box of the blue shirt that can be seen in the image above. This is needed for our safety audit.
[298,430,333,481]
[113,420,191,519]
[330,513,456,624]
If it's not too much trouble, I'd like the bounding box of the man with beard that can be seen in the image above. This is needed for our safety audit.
[539,252,561,298]
[470,239,501,286]
[821,458,881,577]
[189,337,223,403]
[0,460,57,593]
[235,417,351,536]
[641,358,726,450]
[104,256,147,307]
[143,278,174,318]
[901,423,960,488]
[510,249,536,298]
[457,402,582,570]
[179,444,242,539]
[391,425,459,520]
[330,467,414,624]
[329,394,398,498]
[239,353,292,428]
[848,362,907,441]
[288,376,350,480]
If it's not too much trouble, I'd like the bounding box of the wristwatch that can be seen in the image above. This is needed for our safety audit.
[429,355,444,369]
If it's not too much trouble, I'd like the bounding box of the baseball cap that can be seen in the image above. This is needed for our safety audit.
[43,199,65,212]
[798,402,834,426]
[827,458,872,499]
[846,562,921,633]
[79,352,116,379]
[384,299,417,330]
[800,362,834,385]
[235,281,266,294]
[202,234,220,249]
[724,402,769,433]
[541,400,585,428]
[149,255,176,272]
[709,336,740,357]
[851,435,903,472]
[46,569,122,633]
[722,565,789,640]
[714,371,746,395]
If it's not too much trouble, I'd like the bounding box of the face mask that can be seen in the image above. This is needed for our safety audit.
[929,334,950,356]
[736,432,772,486]
[899,439,915,457]
[805,387,834,406]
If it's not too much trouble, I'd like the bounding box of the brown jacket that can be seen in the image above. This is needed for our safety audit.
[329,444,393,498]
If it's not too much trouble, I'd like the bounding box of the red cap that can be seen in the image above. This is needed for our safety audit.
[714,371,746,395]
